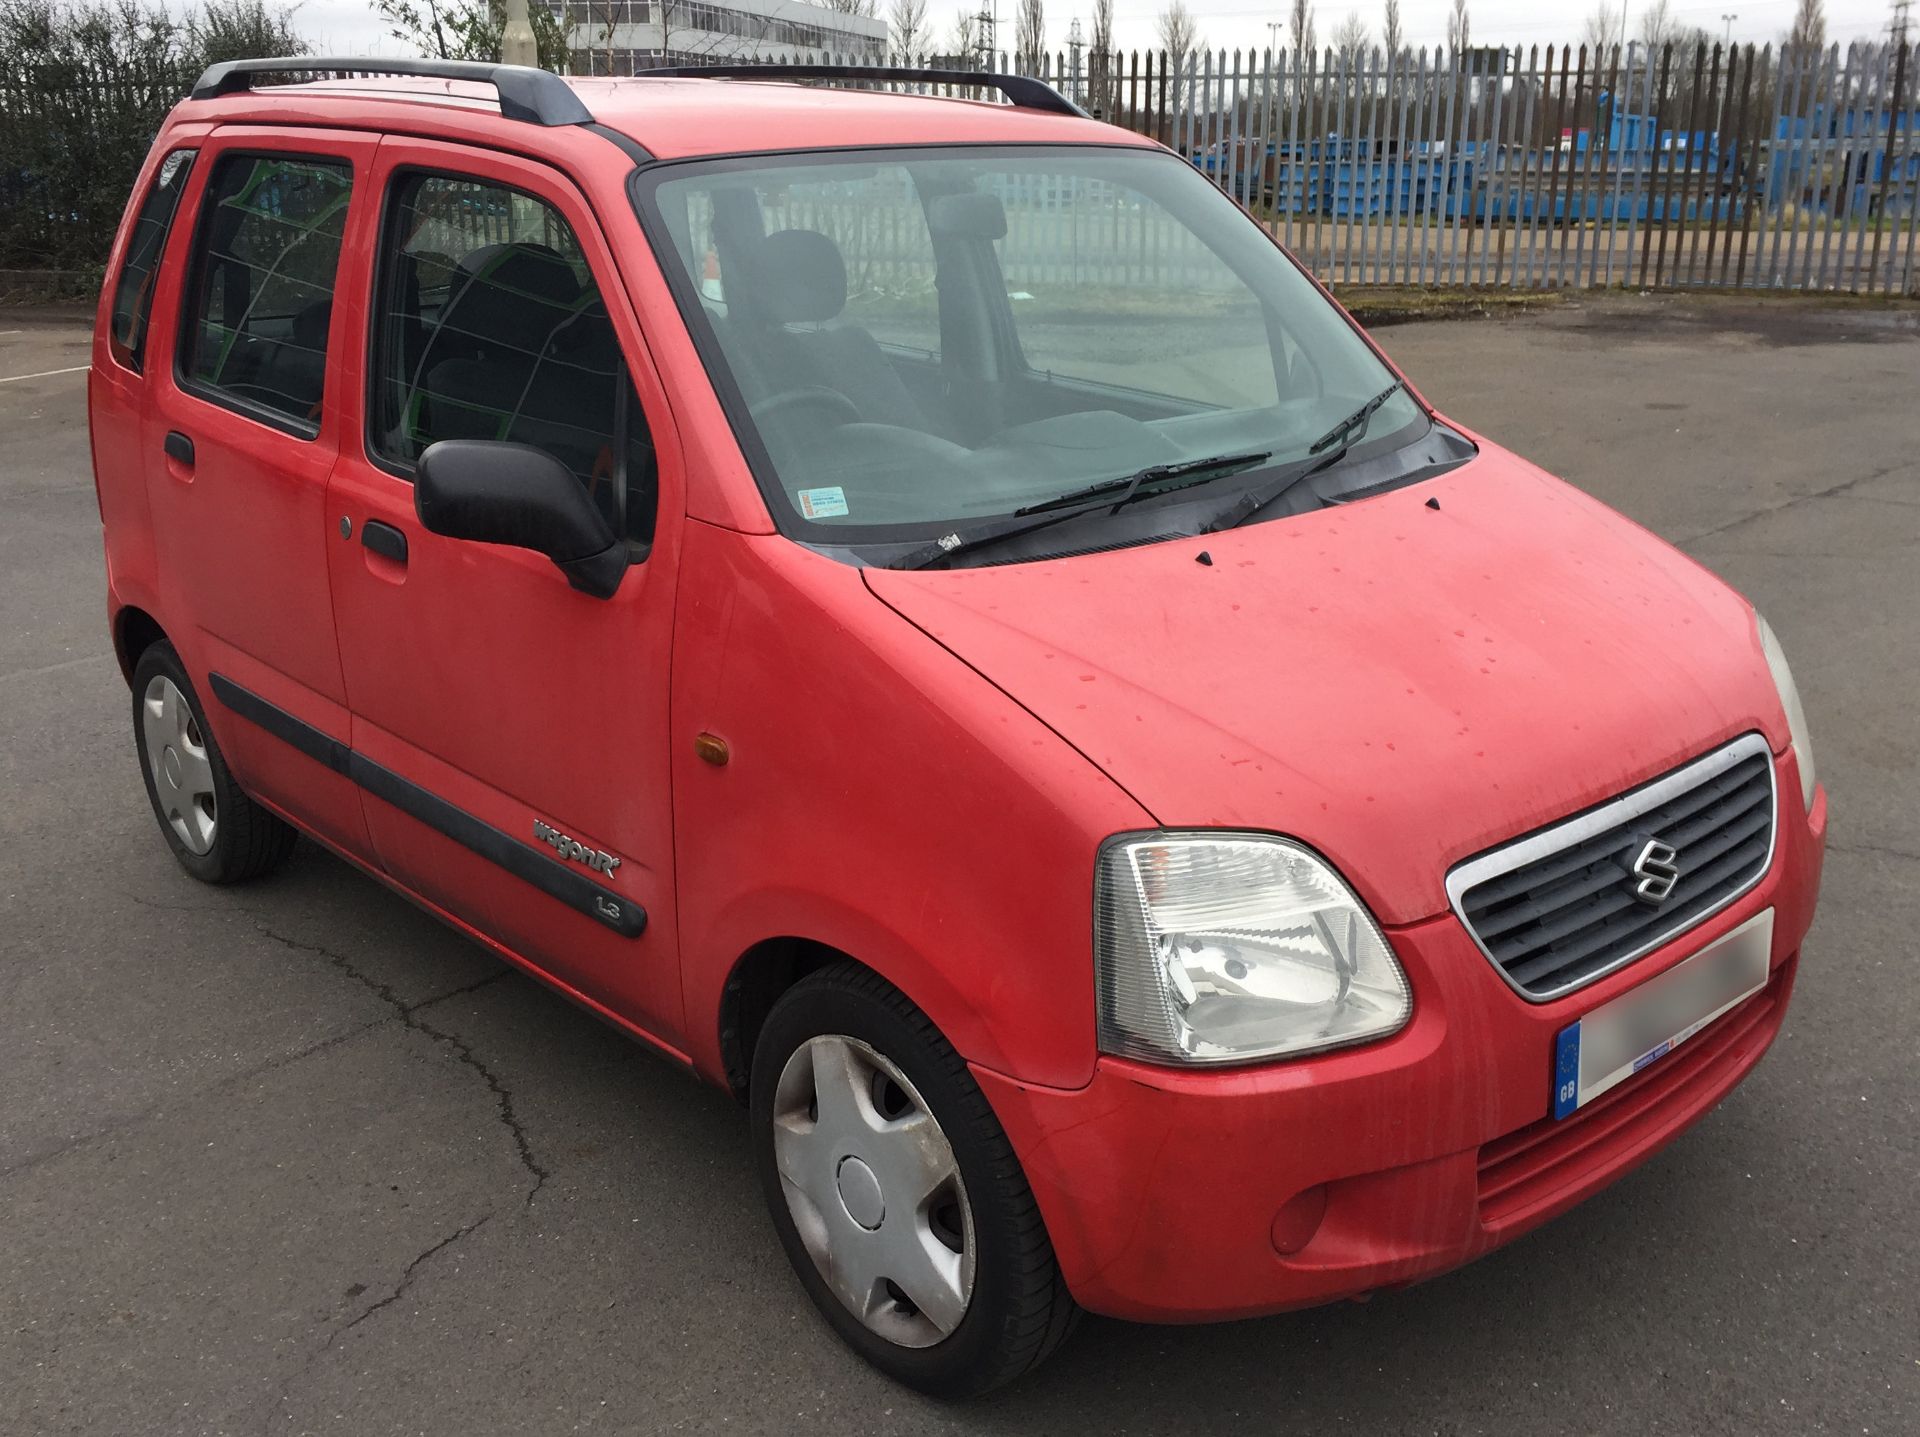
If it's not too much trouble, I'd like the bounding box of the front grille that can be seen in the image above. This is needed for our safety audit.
[1448,734,1777,1000]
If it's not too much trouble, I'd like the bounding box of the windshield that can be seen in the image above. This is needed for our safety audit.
[637,145,1429,551]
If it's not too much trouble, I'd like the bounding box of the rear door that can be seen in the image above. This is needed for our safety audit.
[146,128,378,859]
[324,139,686,1043]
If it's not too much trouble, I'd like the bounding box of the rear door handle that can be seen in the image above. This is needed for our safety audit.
[361,519,408,566]
[163,431,194,467]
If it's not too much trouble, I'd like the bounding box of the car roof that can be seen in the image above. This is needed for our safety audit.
[179,73,1154,162]
[577,77,1146,159]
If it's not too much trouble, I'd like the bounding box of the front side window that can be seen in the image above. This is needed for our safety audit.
[108,148,195,371]
[368,172,656,551]
[180,153,352,430]
[641,146,1436,560]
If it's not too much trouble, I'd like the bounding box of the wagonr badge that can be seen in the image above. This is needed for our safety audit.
[533,819,621,876]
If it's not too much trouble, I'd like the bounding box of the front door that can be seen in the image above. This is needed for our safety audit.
[324,140,686,1045]
[147,128,378,859]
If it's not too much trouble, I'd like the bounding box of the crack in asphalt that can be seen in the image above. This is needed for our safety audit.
[261,1214,495,1436]
[330,1215,494,1345]
[0,650,114,684]
[250,922,550,1205]
[0,930,514,1184]
[1677,460,1915,547]
[1825,839,1920,866]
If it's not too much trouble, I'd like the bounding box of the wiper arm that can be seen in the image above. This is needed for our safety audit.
[1203,382,1405,535]
[1305,380,1404,456]
[1205,444,1355,534]
[891,450,1271,571]
[1013,450,1273,517]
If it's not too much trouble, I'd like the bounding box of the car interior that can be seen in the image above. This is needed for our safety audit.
[370,178,657,551]
[650,156,1385,531]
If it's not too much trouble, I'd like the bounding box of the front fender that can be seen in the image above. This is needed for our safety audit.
[669,523,1150,1090]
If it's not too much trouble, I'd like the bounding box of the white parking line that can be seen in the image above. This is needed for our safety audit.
[0,365,88,385]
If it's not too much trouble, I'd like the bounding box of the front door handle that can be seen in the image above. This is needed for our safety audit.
[163,430,194,467]
[361,519,409,566]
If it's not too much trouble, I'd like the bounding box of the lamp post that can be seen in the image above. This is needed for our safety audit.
[502,0,539,67]
[1720,13,1737,45]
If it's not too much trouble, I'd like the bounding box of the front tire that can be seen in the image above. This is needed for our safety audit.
[750,964,1078,1396]
[131,642,297,884]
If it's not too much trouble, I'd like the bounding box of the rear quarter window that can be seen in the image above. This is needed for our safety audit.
[107,148,196,372]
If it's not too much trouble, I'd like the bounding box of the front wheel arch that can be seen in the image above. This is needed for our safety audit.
[719,936,867,1101]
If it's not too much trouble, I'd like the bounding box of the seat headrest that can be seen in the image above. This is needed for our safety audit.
[927,192,1008,241]
[754,229,847,325]
[443,243,584,345]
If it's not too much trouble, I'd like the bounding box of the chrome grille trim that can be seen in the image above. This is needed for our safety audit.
[1446,733,1778,1003]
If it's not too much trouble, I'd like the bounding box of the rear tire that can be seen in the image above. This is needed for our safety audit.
[750,963,1079,1396]
[131,642,297,884]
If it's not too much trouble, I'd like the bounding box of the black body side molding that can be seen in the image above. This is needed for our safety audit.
[207,674,645,937]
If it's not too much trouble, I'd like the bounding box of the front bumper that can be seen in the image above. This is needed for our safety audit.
[975,775,1825,1323]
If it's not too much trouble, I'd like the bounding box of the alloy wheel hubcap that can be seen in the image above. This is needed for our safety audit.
[772,1035,975,1349]
[142,675,217,855]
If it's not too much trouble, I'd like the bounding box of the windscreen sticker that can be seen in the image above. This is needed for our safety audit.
[797,486,849,520]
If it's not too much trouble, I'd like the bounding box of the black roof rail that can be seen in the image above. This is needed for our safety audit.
[190,57,593,127]
[644,63,1086,119]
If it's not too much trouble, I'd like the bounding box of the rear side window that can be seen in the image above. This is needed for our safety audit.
[108,148,196,371]
[368,171,657,552]
[180,153,353,432]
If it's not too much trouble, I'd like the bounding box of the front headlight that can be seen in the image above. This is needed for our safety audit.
[1755,612,1817,810]
[1095,833,1411,1066]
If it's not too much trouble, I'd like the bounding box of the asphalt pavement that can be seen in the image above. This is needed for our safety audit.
[2,295,1916,1435]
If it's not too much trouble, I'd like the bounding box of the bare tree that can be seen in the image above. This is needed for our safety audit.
[1015,0,1046,72]
[1157,0,1199,100]
[1382,0,1402,58]
[1786,0,1827,55]
[947,9,977,66]
[1332,13,1369,56]
[1089,0,1115,113]
[819,0,878,17]
[1580,2,1619,57]
[1638,0,1681,52]
[888,0,928,57]
[1446,0,1470,55]
[1289,0,1314,58]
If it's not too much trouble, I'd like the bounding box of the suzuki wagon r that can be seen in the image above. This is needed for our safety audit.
[90,58,1826,1395]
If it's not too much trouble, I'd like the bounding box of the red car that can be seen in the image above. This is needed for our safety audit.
[90,59,1825,1395]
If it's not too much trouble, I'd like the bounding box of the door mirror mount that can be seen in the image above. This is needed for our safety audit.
[414,440,625,599]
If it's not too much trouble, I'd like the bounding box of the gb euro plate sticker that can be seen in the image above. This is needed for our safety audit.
[797,486,849,519]
[1552,1022,1583,1120]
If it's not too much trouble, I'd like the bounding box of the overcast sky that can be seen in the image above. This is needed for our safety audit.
[259,0,1906,66]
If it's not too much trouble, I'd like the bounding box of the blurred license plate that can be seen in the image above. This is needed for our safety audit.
[1552,909,1773,1120]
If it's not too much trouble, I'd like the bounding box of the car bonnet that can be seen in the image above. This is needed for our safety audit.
[863,445,1785,926]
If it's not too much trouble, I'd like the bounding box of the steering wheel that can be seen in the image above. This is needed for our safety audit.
[749,385,861,429]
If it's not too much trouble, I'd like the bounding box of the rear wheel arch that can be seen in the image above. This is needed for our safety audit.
[113,605,168,685]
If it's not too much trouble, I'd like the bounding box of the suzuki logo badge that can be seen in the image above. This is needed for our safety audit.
[1629,838,1681,906]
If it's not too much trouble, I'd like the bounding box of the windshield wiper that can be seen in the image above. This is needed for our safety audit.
[1206,382,1407,534]
[1305,380,1404,456]
[890,450,1271,571]
[1012,450,1273,516]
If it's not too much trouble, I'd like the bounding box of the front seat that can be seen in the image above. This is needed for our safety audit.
[732,228,928,431]
[412,242,587,449]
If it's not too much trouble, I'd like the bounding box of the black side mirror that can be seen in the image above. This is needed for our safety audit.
[415,440,625,599]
